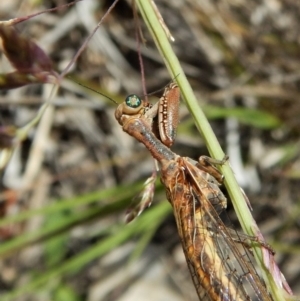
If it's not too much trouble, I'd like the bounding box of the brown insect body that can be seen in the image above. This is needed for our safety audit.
[115,83,273,301]
[163,156,269,301]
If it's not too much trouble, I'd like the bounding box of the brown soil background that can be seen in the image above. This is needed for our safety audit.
[0,0,299,300]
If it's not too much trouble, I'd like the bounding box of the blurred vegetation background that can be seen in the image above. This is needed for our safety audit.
[0,0,299,300]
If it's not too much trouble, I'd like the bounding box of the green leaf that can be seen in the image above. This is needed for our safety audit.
[54,285,80,301]
[204,105,281,129]
[0,201,171,301]
[44,212,69,267]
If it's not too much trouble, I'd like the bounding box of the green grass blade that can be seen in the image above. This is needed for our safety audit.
[135,1,285,299]
[0,201,171,301]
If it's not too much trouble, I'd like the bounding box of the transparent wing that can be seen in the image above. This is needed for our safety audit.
[163,157,273,301]
[185,158,273,301]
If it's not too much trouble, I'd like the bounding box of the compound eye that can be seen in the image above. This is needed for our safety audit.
[125,94,142,108]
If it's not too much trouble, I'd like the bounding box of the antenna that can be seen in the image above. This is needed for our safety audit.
[70,77,118,105]
[70,73,180,105]
[146,74,180,97]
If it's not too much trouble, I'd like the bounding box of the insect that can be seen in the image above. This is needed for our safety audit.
[115,83,274,300]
